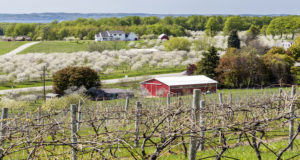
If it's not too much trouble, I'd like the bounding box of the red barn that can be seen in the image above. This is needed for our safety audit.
[158,34,169,40]
[141,75,218,97]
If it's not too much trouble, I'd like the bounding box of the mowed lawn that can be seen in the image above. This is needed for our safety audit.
[19,41,92,54]
[0,66,185,90]
[0,41,28,55]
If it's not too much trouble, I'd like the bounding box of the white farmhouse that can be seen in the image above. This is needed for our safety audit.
[95,31,138,42]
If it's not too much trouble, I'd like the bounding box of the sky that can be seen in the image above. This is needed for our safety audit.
[1,0,299,15]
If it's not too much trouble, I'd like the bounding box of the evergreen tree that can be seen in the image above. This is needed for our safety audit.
[228,30,241,49]
[195,46,220,78]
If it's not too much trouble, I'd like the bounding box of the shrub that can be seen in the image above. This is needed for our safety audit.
[193,36,216,51]
[164,37,191,51]
[262,53,295,84]
[53,66,100,95]
[288,45,300,60]
[267,47,285,55]
[186,64,197,75]
[288,37,300,60]
[43,94,88,111]
[245,25,260,45]
[216,49,268,88]
[291,66,300,85]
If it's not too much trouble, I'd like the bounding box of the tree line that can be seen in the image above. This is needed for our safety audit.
[0,15,299,40]
[191,31,300,88]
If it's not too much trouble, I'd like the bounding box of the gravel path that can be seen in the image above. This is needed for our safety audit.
[1,42,40,57]
[0,72,184,95]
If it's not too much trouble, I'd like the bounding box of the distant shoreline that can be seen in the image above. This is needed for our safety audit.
[0,12,294,23]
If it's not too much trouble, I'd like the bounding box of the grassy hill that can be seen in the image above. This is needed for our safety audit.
[19,41,91,54]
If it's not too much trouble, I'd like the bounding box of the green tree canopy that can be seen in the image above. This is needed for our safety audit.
[53,66,100,95]
[263,53,295,84]
[245,25,260,45]
[205,16,221,37]
[260,25,268,36]
[288,37,300,60]
[223,16,243,35]
[216,49,269,88]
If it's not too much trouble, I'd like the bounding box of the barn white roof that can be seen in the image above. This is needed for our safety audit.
[149,75,218,86]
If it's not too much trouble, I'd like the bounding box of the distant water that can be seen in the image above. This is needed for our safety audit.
[0,13,289,23]
[0,20,53,23]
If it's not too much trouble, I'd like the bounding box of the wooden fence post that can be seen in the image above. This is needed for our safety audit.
[25,111,30,138]
[1,108,8,145]
[38,105,41,124]
[229,93,232,106]
[105,107,109,126]
[219,93,224,144]
[135,101,142,147]
[199,100,205,151]
[277,88,282,114]
[289,85,296,150]
[125,96,130,113]
[123,96,130,127]
[189,89,201,160]
[167,93,171,127]
[0,108,8,159]
[77,100,82,131]
[219,93,223,105]
[70,104,78,160]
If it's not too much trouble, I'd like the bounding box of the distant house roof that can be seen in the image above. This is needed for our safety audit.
[108,31,125,35]
[98,31,126,38]
[142,75,218,86]
[99,31,109,38]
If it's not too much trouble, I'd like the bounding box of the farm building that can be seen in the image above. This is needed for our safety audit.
[158,34,169,40]
[15,36,32,41]
[95,31,138,42]
[141,75,218,97]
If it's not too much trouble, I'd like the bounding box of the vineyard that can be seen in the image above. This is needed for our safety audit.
[0,87,299,160]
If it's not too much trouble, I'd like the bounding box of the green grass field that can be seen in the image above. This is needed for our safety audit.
[162,139,300,160]
[19,41,91,54]
[0,41,28,55]
[0,66,185,91]
[0,81,52,90]
[17,40,160,54]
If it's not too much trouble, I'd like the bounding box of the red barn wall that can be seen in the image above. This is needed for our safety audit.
[142,79,170,97]
[142,79,217,97]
